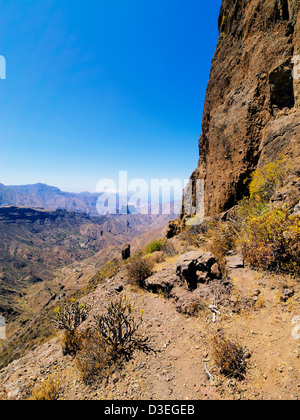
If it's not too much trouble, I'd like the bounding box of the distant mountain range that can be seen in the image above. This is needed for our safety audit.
[0,183,106,215]
[0,183,180,320]
[0,183,181,216]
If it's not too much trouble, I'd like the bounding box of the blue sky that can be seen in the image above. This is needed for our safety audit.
[0,0,221,193]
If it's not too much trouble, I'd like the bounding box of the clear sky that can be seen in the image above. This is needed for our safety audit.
[0,0,222,193]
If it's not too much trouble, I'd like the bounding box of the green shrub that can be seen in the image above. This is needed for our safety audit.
[145,239,165,254]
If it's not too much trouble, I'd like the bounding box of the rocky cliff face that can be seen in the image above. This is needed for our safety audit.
[180,0,300,225]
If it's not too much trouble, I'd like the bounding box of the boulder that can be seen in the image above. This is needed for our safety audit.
[226,255,244,269]
[144,268,179,297]
[121,244,131,260]
[176,251,221,291]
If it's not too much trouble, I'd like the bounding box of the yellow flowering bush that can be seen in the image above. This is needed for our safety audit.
[241,206,300,273]
[249,157,287,202]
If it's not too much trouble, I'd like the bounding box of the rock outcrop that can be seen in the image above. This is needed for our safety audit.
[176,251,221,290]
[121,244,131,260]
[144,251,228,317]
[178,0,300,227]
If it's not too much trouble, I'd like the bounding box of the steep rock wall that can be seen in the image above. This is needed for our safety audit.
[180,0,300,227]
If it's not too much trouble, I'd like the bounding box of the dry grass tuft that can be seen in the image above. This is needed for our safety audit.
[75,329,115,384]
[211,333,249,380]
[29,375,61,400]
[125,255,155,289]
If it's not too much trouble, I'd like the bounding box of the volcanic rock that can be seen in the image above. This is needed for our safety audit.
[178,0,300,225]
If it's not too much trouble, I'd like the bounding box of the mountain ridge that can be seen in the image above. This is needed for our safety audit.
[0,183,182,217]
[0,183,103,215]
